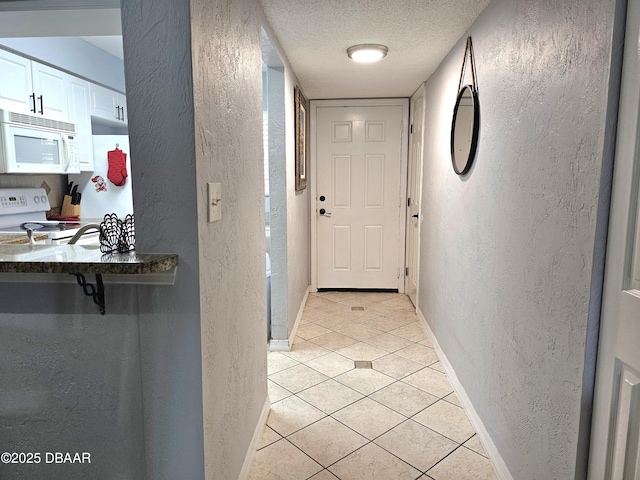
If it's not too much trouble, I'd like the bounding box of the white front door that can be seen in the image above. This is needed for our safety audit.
[589,1,640,477]
[405,86,425,306]
[313,100,408,290]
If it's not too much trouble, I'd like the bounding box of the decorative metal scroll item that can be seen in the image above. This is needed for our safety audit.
[99,213,135,254]
[75,273,105,315]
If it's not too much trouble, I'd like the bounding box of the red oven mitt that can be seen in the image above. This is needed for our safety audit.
[107,148,128,186]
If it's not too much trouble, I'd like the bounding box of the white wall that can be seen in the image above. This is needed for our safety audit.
[418,0,619,477]
[267,64,289,342]
[189,0,269,477]
[285,68,311,339]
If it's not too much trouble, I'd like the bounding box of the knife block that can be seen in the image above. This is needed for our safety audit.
[61,195,80,217]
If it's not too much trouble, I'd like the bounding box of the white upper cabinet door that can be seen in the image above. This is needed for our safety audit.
[31,61,69,121]
[68,77,94,171]
[90,83,122,125]
[0,49,34,114]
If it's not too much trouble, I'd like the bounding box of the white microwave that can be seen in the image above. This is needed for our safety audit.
[0,109,79,174]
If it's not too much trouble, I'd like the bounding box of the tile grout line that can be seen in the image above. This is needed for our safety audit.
[262,292,488,479]
[421,442,470,476]
[281,383,466,474]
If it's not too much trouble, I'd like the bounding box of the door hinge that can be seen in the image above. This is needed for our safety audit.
[410,124,414,134]
[405,267,409,276]
[407,197,411,207]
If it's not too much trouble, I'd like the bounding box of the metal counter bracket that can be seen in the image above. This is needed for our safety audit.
[74,273,105,315]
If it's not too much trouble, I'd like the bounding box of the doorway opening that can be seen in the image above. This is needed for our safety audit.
[261,28,285,344]
[310,99,409,292]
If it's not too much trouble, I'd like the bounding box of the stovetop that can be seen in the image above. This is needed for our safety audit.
[0,221,98,239]
[0,188,101,240]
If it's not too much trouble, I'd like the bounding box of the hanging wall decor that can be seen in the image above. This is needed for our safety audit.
[295,85,308,191]
[451,36,480,176]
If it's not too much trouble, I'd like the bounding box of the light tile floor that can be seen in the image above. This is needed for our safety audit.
[249,292,498,480]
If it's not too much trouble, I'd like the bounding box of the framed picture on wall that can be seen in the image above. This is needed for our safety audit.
[295,85,308,191]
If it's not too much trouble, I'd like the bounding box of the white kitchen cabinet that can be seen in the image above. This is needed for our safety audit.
[68,77,94,171]
[90,83,127,126]
[31,62,69,121]
[0,49,34,113]
[0,49,69,120]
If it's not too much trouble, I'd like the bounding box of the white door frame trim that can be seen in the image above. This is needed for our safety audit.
[310,98,410,292]
[588,0,640,476]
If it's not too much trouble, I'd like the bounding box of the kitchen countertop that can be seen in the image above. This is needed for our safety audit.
[0,233,49,245]
[0,245,178,275]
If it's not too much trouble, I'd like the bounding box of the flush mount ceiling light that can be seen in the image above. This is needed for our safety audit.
[347,44,388,63]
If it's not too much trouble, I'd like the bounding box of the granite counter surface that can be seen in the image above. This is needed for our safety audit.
[0,245,178,275]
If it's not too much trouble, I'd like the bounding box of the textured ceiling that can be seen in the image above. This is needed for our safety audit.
[259,0,491,99]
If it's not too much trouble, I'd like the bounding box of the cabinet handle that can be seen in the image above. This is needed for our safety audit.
[37,95,43,114]
[116,105,122,120]
[30,93,36,113]
[120,105,125,121]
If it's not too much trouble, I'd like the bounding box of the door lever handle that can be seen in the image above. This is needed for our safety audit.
[319,208,332,217]
[412,214,419,218]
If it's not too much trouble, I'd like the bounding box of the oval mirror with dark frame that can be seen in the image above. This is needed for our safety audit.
[451,85,479,175]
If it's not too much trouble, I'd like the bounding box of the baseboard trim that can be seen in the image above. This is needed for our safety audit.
[267,286,311,352]
[416,308,514,480]
[237,396,270,480]
[268,339,290,351]
[288,286,310,347]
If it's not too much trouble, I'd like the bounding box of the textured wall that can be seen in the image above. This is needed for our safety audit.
[418,0,617,478]
[268,64,289,341]
[0,290,145,479]
[189,0,269,478]
[121,0,205,478]
[285,69,310,337]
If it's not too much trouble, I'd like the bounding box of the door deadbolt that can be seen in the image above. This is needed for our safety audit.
[319,195,326,202]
